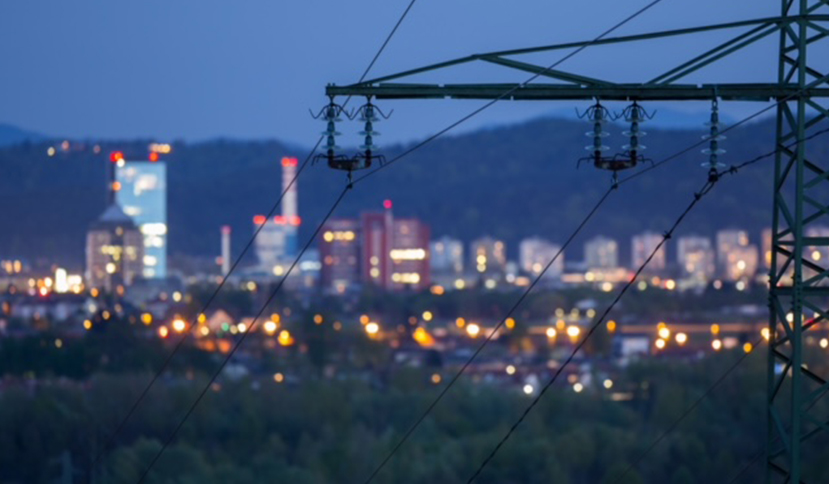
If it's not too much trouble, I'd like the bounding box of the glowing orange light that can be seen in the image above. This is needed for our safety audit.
[278,330,295,346]
[413,327,435,347]
[110,151,124,163]
[149,152,159,162]
[253,215,266,225]
[274,215,287,225]
[281,157,298,167]
[289,216,301,226]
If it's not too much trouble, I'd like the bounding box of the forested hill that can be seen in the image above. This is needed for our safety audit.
[1,116,825,268]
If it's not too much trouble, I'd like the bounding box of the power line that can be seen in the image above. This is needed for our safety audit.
[123,1,422,479]
[610,336,764,484]
[355,5,668,479]
[353,9,828,481]
[465,125,829,482]
[351,0,666,186]
[348,14,829,190]
[356,89,829,484]
[724,358,829,483]
[726,447,765,484]
[88,136,321,475]
[618,77,829,187]
[88,0,419,475]
[606,125,829,483]
[465,173,718,483]
[356,0,418,91]
[135,186,351,484]
[465,129,826,481]
[359,186,616,484]
[725,397,829,483]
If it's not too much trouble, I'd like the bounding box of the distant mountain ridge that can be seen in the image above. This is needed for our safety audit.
[0,116,825,270]
[0,123,45,146]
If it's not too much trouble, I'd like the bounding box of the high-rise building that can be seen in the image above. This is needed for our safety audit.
[430,236,464,274]
[470,237,507,275]
[319,219,360,293]
[519,237,563,279]
[716,229,750,275]
[677,235,715,284]
[85,204,144,292]
[632,232,666,272]
[116,160,167,279]
[361,202,430,291]
[723,245,759,282]
[584,236,618,270]
[253,215,295,270]
[362,211,392,288]
[389,218,430,291]
[253,157,301,272]
[762,227,773,270]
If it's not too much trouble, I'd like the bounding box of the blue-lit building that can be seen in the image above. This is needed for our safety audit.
[116,161,167,278]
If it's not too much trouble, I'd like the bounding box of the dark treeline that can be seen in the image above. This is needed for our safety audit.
[3,345,828,483]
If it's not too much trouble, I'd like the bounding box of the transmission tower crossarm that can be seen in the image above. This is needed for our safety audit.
[327,82,829,101]
[340,16,828,89]
[480,15,823,58]
[478,56,612,85]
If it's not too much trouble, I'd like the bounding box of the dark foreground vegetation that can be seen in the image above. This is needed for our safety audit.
[4,339,828,484]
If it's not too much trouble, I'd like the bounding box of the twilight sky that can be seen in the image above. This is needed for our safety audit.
[1,0,783,145]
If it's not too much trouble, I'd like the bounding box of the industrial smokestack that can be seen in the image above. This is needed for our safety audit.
[281,157,300,258]
[281,157,298,221]
[221,225,231,276]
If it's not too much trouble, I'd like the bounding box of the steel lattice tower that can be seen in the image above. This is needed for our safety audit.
[323,2,829,481]
[767,1,829,481]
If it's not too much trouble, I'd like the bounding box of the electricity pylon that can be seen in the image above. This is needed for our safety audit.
[324,2,829,482]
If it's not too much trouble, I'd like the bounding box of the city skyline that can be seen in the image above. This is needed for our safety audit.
[2,2,829,482]
[2,141,792,295]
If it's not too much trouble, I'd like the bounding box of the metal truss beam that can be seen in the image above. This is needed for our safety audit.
[327,83,829,101]
[328,15,829,95]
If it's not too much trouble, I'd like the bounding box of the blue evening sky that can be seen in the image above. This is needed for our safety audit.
[1,1,781,145]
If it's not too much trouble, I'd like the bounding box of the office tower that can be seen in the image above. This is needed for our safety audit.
[762,227,773,270]
[319,219,360,293]
[361,201,430,291]
[632,231,666,272]
[723,245,760,282]
[85,204,144,292]
[431,236,464,274]
[519,237,563,278]
[716,229,750,275]
[677,235,715,283]
[584,236,619,270]
[115,158,167,278]
[253,215,290,270]
[470,236,507,275]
